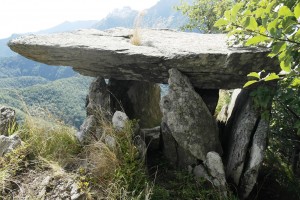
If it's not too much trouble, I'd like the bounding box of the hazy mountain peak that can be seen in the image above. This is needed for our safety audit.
[108,7,137,18]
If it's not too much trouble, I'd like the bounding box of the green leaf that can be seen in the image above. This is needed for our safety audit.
[224,10,231,20]
[267,19,278,36]
[231,2,244,21]
[291,77,300,87]
[293,29,300,41]
[243,16,258,30]
[214,18,229,27]
[294,120,300,130]
[280,60,292,72]
[278,6,294,17]
[255,8,265,18]
[282,16,297,29]
[247,72,260,79]
[264,73,280,81]
[266,1,276,13]
[243,80,258,88]
[294,3,300,18]
[282,16,297,34]
[269,42,287,57]
[246,35,269,46]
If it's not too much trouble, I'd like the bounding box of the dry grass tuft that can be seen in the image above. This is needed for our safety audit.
[131,11,146,46]
[19,112,80,167]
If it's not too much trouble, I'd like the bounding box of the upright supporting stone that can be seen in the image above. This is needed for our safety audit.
[161,122,197,168]
[224,88,273,199]
[77,77,110,143]
[86,77,111,117]
[225,90,258,185]
[239,119,269,199]
[108,79,162,128]
[161,69,222,167]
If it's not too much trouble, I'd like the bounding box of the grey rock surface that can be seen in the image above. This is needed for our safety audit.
[205,152,227,196]
[161,122,197,167]
[0,106,17,136]
[239,119,269,199]
[134,135,147,159]
[112,111,128,131]
[86,77,111,117]
[0,134,22,156]
[140,126,161,151]
[193,152,227,197]
[109,79,162,128]
[76,115,97,143]
[225,90,258,185]
[161,69,222,161]
[10,169,86,200]
[103,135,116,150]
[8,28,279,89]
[193,164,210,180]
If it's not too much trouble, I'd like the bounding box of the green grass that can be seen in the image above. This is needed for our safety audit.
[19,115,81,167]
[0,109,238,199]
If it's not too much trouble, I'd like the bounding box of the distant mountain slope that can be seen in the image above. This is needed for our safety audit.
[0,76,49,89]
[93,7,138,30]
[0,76,93,128]
[93,0,188,30]
[142,0,189,29]
[37,20,98,34]
[0,20,98,58]
[0,56,75,80]
[0,34,19,58]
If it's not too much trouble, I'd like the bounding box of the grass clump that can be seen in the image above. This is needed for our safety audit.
[0,145,29,197]
[131,11,145,46]
[150,166,237,200]
[80,116,152,199]
[19,115,80,167]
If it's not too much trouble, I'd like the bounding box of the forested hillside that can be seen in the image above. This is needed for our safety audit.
[0,56,75,79]
[0,76,92,128]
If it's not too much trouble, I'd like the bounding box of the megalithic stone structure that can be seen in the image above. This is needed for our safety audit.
[8,28,280,199]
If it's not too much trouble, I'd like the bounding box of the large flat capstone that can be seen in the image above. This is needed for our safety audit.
[8,28,279,89]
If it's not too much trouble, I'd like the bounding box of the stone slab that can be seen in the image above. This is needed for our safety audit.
[8,28,279,89]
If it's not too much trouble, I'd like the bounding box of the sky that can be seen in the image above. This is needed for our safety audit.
[0,0,160,39]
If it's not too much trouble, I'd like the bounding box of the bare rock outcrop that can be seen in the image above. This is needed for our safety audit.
[0,106,17,136]
[0,134,22,157]
[8,28,279,89]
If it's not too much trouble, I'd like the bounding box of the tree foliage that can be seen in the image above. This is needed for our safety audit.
[176,0,236,33]
[214,0,300,88]
[214,0,300,149]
